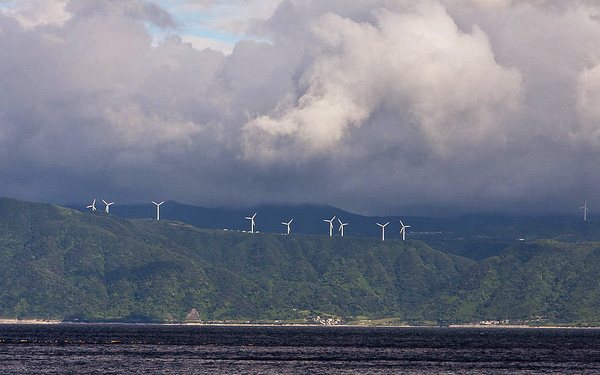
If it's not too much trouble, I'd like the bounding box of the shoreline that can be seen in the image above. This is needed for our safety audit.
[0,319,62,325]
[1,319,599,329]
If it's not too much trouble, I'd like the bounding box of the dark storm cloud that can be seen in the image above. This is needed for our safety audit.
[1,0,600,214]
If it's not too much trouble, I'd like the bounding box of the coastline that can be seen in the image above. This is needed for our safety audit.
[0,319,62,325]
[0,319,599,329]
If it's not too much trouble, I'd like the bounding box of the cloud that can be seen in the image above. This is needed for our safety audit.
[66,0,176,29]
[157,0,284,36]
[456,0,551,9]
[179,34,234,54]
[1,0,600,214]
[1,0,70,28]
[576,62,600,145]
[242,1,522,162]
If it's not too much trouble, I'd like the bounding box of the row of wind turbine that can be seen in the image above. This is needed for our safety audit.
[244,213,409,239]
[376,220,411,241]
[86,199,114,213]
[87,199,164,220]
[86,200,412,239]
[85,199,592,239]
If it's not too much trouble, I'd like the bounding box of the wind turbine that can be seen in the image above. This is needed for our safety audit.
[86,199,97,212]
[152,201,164,220]
[323,216,336,236]
[245,212,257,233]
[281,219,293,235]
[338,218,348,237]
[399,219,411,241]
[580,201,589,222]
[102,200,114,214]
[377,222,389,241]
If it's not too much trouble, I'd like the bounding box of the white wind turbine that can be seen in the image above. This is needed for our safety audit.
[281,219,293,235]
[399,219,411,241]
[86,199,97,212]
[152,201,165,220]
[102,199,114,214]
[377,222,389,241]
[245,212,257,233]
[580,201,589,222]
[338,218,348,237]
[323,216,336,236]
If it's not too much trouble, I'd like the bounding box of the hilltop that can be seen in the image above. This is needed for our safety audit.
[1,197,600,325]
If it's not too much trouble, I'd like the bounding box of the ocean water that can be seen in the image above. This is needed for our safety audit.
[0,324,599,374]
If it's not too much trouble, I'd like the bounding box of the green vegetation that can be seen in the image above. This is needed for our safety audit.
[1,197,600,326]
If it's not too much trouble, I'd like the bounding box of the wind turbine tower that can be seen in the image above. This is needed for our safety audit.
[338,218,348,237]
[323,216,336,236]
[281,219,293,235]
[86,199,97,212]
[580,201,589,222]
[399,219,411,241]
[245,212,257,233]
[377,222,389,241]
[152,201,165,220]
[102,200,114,214]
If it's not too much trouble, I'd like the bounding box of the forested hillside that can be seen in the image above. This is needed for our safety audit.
[2,198,600,326]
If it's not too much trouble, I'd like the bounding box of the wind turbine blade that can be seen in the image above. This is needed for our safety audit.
[159,201,165,205]
[289,219,293,224]
[331,216,336,221]
[152,201,157,205]
[252,213,257,219]
[399,219,404,226]
[338,218,342,225]
[102,200,108,205]
[384,222,389,227]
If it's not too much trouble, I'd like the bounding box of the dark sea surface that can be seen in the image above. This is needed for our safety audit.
[1,324,599,374]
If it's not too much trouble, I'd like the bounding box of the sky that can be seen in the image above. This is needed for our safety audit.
[0,0,600,215]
